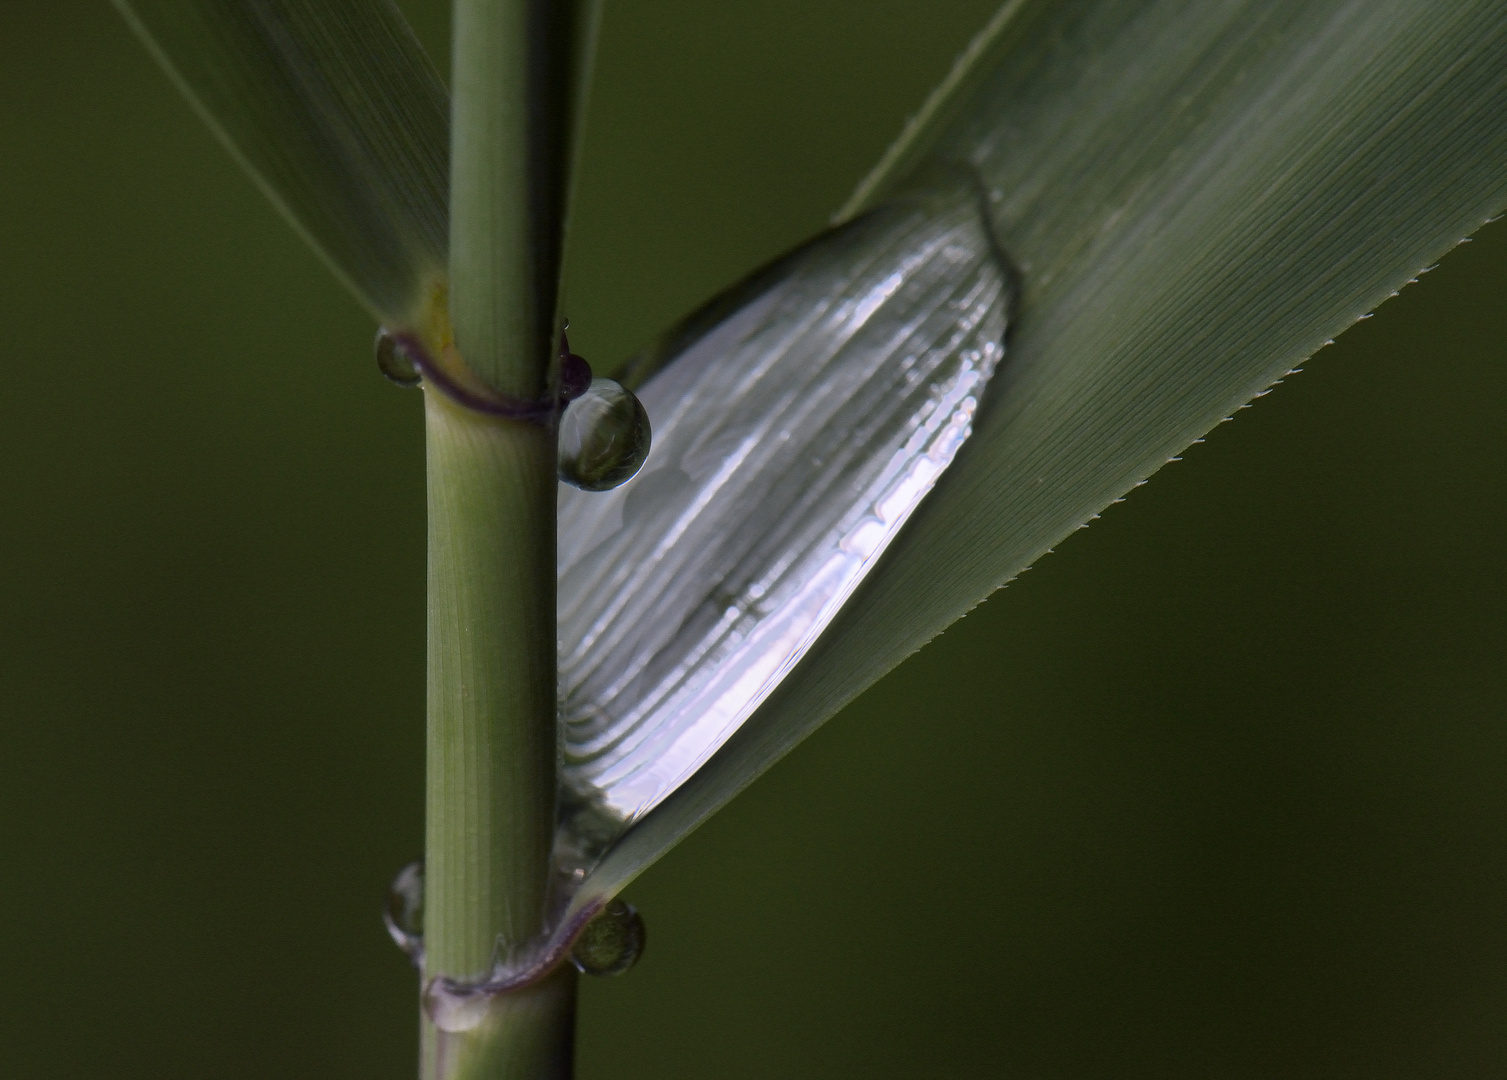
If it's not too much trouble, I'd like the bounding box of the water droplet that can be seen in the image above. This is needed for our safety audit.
[558,379,651,491]
[559,332,593,403]
[570,899,646,976]
[560,354,593,402]
[384,860,424,966]
[376,328,421,387]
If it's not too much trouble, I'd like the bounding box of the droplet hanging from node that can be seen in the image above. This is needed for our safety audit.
[376,328,422,387]
[384,859,424,967]
[570,899,646,976]
[558,330,593,402]
[558,378,652,491]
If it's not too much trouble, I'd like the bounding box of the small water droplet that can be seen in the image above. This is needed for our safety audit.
[558,379,651,491]
[384,860,424,966]
[560,355,593,402]
[376,328,421,387]
[558,329,595,402]
[571,899,646,976]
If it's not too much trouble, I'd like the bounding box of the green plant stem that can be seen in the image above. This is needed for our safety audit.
[423,392,570,1078]
[420,959,576,1080]
[423,393,557,971]
[426,1,598,1075]
[451,0,535,399]
[450,0,583,400]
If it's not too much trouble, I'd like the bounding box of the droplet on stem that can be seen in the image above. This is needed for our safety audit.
[558,378,652,491]
[376,328,422,387]
[560,352,593,402]
[559,330,593,402]
[384,859,424,966]
[570,899,646,976]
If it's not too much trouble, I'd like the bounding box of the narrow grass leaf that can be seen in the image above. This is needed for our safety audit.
[114,0,449,323]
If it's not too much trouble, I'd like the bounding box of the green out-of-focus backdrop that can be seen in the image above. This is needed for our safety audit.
[3,2,1505,1077]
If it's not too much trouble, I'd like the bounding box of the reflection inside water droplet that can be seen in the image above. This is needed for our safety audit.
[570,899,646,976]
[558,378,652,491]
[384,860,424,967]
[376,328,422,387]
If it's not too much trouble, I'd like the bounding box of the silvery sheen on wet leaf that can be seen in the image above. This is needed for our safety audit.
[556,178,1010,845]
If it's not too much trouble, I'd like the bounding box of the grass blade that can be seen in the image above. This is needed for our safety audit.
[114,0,449,323]
[577,0,1507,903]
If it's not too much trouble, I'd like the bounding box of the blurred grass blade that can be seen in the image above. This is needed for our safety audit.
[572,0,1507,905]
[114,0,448,323]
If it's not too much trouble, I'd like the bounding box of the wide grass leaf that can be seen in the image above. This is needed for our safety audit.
[575,0,1507,909]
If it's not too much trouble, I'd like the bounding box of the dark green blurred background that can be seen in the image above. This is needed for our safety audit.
[2,2,1504,1076]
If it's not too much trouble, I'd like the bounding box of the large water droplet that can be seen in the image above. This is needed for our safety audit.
[376,328,422,387]
[558,378,652,491]
[570,899,646,976]
[384,860,424,966]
